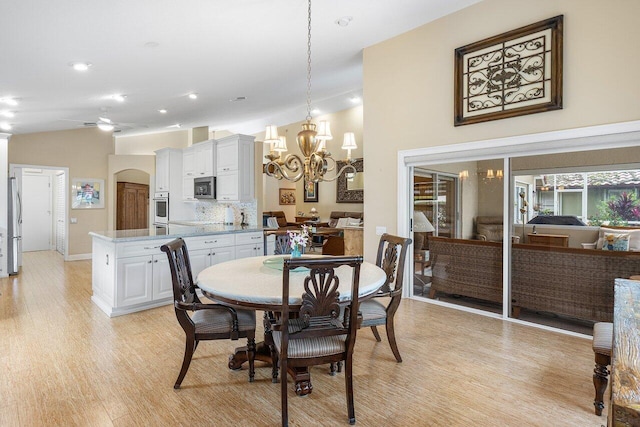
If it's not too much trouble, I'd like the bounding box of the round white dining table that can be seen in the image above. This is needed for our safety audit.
[196,255,387,312]
[196,254,386,396]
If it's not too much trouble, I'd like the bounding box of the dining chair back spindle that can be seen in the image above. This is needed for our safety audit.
[359,233,412,362]
[161,238,257,388]
[271,256,363,426]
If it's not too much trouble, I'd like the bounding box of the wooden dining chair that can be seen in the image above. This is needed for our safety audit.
[271,256,363,426]
[274,233,305,255]
[359,233,411,362]
[161,238,256,388]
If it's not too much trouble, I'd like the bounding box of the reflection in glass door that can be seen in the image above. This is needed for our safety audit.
[413,170,459,298]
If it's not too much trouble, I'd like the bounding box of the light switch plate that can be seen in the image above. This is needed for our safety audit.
[70,218,78,224]
[375,226,386,235]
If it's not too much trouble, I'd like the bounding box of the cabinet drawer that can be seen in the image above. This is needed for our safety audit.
[184,234,235,250]
[115,239,171,258]
[235,232,264,246]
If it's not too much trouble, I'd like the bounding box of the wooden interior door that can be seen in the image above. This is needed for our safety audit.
[117,182,149,230]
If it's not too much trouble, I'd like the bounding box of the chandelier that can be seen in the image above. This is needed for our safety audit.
[263,0,357,183]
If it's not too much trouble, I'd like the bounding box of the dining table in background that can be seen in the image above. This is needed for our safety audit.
[196,254,386,395]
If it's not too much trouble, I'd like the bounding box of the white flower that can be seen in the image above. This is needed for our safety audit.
[288,225,309,249]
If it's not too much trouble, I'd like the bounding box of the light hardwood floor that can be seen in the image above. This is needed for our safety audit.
[0,251,607,426]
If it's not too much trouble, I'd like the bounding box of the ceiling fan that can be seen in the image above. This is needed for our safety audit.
[83,117,123,132]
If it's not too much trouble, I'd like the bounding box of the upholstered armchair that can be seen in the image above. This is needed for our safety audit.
[474,216,504,242]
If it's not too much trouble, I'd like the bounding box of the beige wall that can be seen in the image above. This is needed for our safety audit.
[256,106,364,222]
[115,129,189,155]
[9,127,114,256]
[363,0,640,260]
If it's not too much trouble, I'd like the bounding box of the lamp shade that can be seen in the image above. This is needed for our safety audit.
[341,132,357,150]
[413,210,435,232]
[316,120,333,141]
[274,136,288,152]
[264,125,279,143]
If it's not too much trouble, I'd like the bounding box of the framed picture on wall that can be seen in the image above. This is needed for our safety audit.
[304,178,319,202]
[72,178,105,209]
[454,15,563,126]
[279,188,296,205]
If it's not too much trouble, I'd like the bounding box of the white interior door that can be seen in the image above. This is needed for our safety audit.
[22,174,52,252]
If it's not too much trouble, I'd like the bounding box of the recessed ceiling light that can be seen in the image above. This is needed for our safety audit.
[335,16,353,27]
[168,123,181,128]
[158,109,167,114]
[70,62,92,71]
[144,41,159,48]
[349,96,361,104]
[111,94,127,102]
[0,111,15,118]
[0,98,19,106]
[188,93,198,100]
[230,96,246,102]
[0,123,13,131]
[311,108,320,115]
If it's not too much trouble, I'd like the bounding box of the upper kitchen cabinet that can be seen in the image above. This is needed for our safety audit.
[155,149,171,192]
[184,140,215,178]
[215,134,255,202]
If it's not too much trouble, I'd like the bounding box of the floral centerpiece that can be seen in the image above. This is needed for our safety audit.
[287,225,309,257]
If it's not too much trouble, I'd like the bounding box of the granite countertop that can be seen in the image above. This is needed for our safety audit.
[89,224,266,242]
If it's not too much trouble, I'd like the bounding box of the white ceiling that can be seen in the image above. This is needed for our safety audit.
[1,0,481,136]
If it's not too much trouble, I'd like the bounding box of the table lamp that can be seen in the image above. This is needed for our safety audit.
[413,211,435,233]
[310,207,318,219]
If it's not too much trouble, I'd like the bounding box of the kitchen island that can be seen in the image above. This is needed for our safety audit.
[90,224,265,317]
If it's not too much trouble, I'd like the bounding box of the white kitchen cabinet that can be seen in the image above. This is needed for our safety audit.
[90,229,267,317]
[184,233,236,279]
[183,146,196,178]
[234,232,264,259]
[184,140,215,178]
[215,134,255,202]
[183,177,195,201]
[155,149,171,192]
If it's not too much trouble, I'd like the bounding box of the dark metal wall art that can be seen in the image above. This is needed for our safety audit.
[454,15,563,126]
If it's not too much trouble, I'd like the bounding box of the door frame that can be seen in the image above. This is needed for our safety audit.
[10,164,70,261]
[397,120,640,336]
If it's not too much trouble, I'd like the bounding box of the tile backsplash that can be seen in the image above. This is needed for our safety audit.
[195,200,258,225]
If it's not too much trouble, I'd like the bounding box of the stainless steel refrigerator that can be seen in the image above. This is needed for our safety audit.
[8,176,22,275]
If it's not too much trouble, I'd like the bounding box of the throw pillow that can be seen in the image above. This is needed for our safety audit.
[601,232,630,251]
[597,227,640,250]
[336,218,349,228]
[346,217,361,227]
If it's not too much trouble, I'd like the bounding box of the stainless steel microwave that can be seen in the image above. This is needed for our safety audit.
[194,176,216,199]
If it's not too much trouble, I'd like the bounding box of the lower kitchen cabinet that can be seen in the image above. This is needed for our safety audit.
[116,254,173,307]
[91,229,267,317]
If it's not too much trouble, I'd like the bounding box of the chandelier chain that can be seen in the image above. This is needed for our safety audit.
[306,0,312,121]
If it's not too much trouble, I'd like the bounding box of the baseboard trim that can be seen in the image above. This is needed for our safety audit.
[66,253,91,261]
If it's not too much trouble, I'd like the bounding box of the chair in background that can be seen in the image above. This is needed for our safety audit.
[271,256,364,426]
[274,233,307,255]
[592,322,613,416]
[359,233,411,362]
[161,238,257,388]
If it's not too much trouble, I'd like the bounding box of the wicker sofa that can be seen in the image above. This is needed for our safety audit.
[428,236,640,322]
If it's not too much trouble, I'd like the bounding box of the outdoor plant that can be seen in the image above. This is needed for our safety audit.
[588,192,640,225]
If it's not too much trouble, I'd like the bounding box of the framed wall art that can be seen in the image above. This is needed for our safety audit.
[336,158,363,203]
[303,178,319,203]
[72,178,105,209]
[279,188,296,205]
[454,15,563,126]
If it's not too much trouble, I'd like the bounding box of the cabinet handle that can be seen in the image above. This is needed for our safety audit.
[148,260,153,264]
[211,252,215,256]
[251,236,261,240]
[204,240,216,244]
[154,259,158,263]
[106,254,109,265]
[143,245,161,249]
